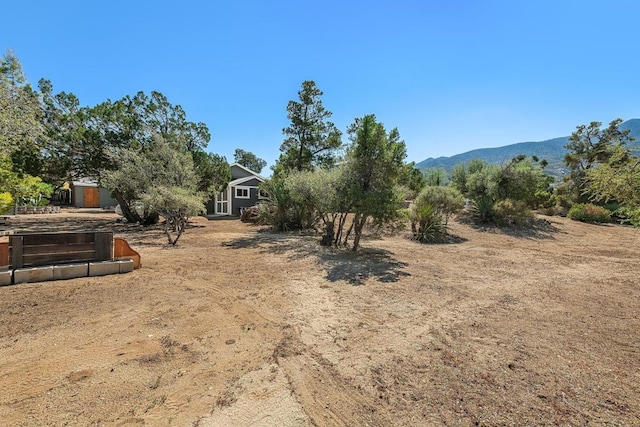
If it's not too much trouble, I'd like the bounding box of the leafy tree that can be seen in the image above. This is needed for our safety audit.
[424,168,447,187]
[450,158,486,196]
[141,186,205,245]
[192,150,231,197]
[342,115,406,250]
[563,119,633,203]
[0,51,42,155]
[68,90,221,223]
[587,145,640,224]
[398,162,426,199]
[29,78,86,185]
[276,80,342,174]
[283,168,352,245]
[0,154,53,208]
[0,192,11,214]
[452,156,553,225]
[234,148,266,173]
[101,136,205,230]
[494,155,554,208]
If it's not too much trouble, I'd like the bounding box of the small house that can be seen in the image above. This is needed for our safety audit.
[71,180,117,209]
[206,163,266,216]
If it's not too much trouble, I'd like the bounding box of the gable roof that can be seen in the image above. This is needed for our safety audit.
[229,174,265,187]
[229,163,266,181]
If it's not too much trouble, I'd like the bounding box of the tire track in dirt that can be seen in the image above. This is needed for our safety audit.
[273,325,395,427]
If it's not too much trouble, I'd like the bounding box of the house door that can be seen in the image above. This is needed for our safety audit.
[83,187,100,208]
[215,191,229,215]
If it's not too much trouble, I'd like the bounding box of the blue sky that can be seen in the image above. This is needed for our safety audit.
[3,0,639,173]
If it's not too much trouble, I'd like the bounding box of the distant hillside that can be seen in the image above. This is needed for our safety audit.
[416,118,640,180]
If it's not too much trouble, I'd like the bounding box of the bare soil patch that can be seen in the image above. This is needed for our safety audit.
[1,211,638,426]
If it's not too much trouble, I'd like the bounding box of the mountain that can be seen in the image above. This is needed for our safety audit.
[416,119,640,180]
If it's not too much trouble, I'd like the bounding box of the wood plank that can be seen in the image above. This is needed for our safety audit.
[94,232,113,261]
[83,187,100,208]
[10,231,115,268]
[22,243,97,255]
[23,251,96,266]
[10,236,24,269]
[114,238,142,269]
[22,233,94,246]
[0,241,8,268]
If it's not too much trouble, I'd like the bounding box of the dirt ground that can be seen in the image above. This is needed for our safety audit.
[0,210,638,426]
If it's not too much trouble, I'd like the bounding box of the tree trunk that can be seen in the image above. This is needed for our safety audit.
[342,213,357,248]
[352,214,368,251]
[142,211,160,226]
[163,213,187,246]
[320,221,334,246]
[114,190,142,223]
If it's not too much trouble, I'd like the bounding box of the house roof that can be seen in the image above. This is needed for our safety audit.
[71,180,99,188]
[229,163,266,181]
[229,174,265,187]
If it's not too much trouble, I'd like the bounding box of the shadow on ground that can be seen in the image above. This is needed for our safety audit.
[457,215,562,240]
[222,233,410,285]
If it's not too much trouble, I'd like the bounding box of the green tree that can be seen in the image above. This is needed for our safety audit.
[234,148,266,173]
[68,90,222,223]
[0,51,43,155]
[141,186,205,245]
[283,168,352,245]
[30,78,85,185]
[450,158,486,196]
[101,136,205,231]
[424,168,447,187]
[343,115,406,251]
[276,80,342,174]
[398,162,426,199]
[0,154,53,209]
[192,151,231,197]
[587,145,640,224]
[494,155,554,208]
[451,156,552,225]
[563,119,633,203]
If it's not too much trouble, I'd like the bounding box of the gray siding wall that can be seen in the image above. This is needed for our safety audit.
[98,188,117,208]
[73,186,84,208]
[230,165,253,180]
[72,185,117,208]
[231,187,260,215]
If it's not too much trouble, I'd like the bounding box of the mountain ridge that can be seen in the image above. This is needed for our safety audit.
[416,119,640,179]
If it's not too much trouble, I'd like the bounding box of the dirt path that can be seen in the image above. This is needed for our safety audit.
[0,212,639,425]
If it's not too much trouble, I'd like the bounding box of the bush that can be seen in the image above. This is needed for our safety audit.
[410,203,447,243]
[494,199,533,226]
[470,196,496,224]
[0,192,12,214]
[414,186,465,226]
[567,203,611,223]
[614,205,640,226]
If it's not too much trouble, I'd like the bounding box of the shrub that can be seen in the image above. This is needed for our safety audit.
[470,196,496,224]
[414,186,465,226]
[0,192,12,214]
[567,203,611,223]
[614,205,640,226]
[410,203,447,243]
[494,199,533,226]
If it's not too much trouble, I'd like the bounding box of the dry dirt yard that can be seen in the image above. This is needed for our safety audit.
[0,210,638,426]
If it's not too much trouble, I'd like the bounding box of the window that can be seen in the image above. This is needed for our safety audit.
[258,188,269,199]
[235,187,250,199]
